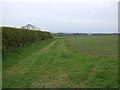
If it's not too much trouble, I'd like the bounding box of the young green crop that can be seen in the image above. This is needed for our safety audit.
[3,37,118,88]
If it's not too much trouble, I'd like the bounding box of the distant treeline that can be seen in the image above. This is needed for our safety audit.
[54,33,119,37]
[1,27,54,50]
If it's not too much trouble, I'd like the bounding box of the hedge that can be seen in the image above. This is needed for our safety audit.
[1,26,54,50]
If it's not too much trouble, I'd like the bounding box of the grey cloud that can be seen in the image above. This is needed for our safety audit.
[1,2,118,33]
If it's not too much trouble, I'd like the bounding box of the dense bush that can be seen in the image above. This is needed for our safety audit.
[1,26,54,50]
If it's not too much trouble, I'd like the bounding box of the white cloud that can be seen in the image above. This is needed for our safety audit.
[0,0,119,3]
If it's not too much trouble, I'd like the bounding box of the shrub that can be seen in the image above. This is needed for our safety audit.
[1,26,54,50]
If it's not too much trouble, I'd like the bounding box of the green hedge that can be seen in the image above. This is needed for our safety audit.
[1,27,54,50]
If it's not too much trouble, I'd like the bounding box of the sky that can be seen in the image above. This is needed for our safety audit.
[0,0,119,33]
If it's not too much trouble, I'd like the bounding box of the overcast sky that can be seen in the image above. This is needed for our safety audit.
[0,0,119,33]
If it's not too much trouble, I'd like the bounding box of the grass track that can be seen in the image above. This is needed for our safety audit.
[3,37,118,88]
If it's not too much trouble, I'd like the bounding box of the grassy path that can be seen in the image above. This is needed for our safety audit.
[3,37,118,88]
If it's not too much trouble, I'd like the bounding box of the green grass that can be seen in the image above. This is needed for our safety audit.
[3,36,118,88]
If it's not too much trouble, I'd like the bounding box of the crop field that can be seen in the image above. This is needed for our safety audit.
[3,36,118,88]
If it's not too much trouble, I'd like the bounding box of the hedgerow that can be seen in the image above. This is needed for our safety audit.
[1,26,54,50]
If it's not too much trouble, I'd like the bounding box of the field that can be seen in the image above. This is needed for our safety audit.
[3,36,118,88]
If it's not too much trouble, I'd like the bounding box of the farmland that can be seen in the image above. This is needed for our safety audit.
[3,36,118,88]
